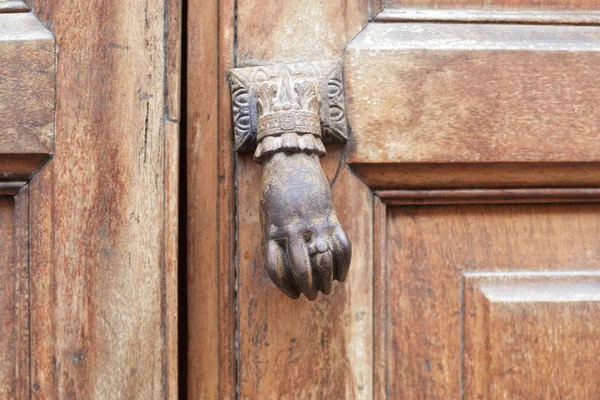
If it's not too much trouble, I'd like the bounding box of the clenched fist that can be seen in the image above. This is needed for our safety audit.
[259,151,351,300]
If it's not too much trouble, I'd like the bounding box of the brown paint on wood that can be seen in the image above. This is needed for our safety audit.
[236,147,373,398]
[186,0,237,396]
[346,24,600,166]
[382,203,600,398]
[387,0,600,10]
[27,0,179,397]
[377,188,600,205]
[0,13,54,155]
[237,0,369,64]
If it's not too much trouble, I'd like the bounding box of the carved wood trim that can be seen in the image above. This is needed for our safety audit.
[0,1,29,13]
[375,8,600,25]
[0,12,54,181]
[350,162,600,191]
[376,188,600,205]
[0,182,28,195]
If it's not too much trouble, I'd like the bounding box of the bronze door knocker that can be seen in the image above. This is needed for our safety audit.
[229,62,352,300]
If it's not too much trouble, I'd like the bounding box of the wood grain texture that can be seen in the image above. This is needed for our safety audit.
[186,0,236,397]
[351,162,600,190]
[236,147,373,399]
[377,188,600,205]
[346,23,600,166]
[376,8,600,24]
[464,272,600,399]
[0,196,30,399]
[373,197,387,400]
[0,198,16,397]
[31,0,52,27]
[13,188,30,399]
[165,119,179,400]
[27,0,179,397]
[237,0,369,64]
[387,0,600,10]
[166,0,181,121]
[383,203,600,399]
[0,13,53,156]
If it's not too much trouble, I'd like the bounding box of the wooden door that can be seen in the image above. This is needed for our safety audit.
[0,1,180,398]
[187,0,600,399]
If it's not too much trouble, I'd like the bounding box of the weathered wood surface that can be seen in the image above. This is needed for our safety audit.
[376,8,600,24]
[187,0,376,396]
[0,193,29,398]
[237,0,370,64]
[26,0,180,398]
[0,198,15,396]
[0,198,19,397]
[351,163,600,190]
[0,12,53,170]
[381,203,600,399]
[186,0,236,397]
[387,0,600,10]
[189,0,600,399]
[346,23,600,164]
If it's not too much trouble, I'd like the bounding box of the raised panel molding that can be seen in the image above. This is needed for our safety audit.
[376,203,600,398]
[0,1,29,12]
[0,11,54,182]
[345,23,600,191]
[464,272,600,399]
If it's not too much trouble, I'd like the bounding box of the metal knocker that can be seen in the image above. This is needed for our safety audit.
[229,62,351,300]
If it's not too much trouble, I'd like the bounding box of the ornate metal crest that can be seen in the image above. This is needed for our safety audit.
[228,61,348,152]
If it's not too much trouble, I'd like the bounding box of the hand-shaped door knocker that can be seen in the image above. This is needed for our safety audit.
[229,62,352,301]
[254,77,351,300]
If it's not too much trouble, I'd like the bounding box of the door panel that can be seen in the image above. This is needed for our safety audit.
[464,272,600,399]
[188,0,600,398]
[0,1,181,398]
[381,204,600,399]
[346,24,600,164]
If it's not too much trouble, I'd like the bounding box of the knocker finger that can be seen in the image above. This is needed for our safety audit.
[332,226,352,282]
[309,239,334,295]
[287,236,319,301]
[264,239,300,299]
